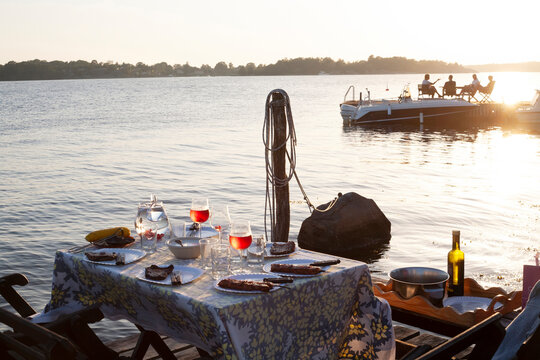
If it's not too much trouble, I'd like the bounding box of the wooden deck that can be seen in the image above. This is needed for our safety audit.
[106,334,203,359]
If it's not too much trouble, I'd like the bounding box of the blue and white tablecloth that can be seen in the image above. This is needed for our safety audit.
[43,243,395,359]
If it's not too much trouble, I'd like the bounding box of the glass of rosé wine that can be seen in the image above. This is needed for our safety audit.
[229,220,253,271]
[190,198,210,238]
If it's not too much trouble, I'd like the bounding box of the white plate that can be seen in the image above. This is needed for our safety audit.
[137,265,204,286]
[263,258,329,278]
[214,273,281,294]
[443,296,503,314]
[83,248,146,266]
[258,243,297,258]
[182,225,218,239]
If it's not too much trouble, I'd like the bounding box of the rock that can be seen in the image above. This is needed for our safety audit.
[297,192,391,258]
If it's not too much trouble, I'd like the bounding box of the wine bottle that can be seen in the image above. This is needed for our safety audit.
[447,230,464,297]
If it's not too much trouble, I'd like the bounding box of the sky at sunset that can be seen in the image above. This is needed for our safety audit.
[1,0,539,67]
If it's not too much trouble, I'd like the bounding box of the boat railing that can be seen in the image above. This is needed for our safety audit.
[344,85,355,102]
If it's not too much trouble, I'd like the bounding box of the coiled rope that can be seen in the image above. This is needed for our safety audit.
[263,89,337,242]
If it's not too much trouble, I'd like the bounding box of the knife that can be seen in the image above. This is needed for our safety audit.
[263,277,294,283]
[310,259,341,267]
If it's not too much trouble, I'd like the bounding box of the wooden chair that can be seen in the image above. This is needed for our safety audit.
[398,312,505,360]
[418,84,431,99]
[0,273,177,360]
[478,81,496,103]
[442,84,456,98]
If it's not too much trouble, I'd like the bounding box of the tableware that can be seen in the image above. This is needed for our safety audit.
[185,224,219,238]
[247,235,266,268]
[229,220,252,272]
[166,237,200,259]
[443,296,503,314]
[263,243,297,258]
[136,265,204,285]
[210,205,231,242]
[82,248,146,266]
[211,244,231,280]
[199,237,219,269]
[141,221,158,253]
[263,277,293,283]
[214,273,282,294]
[190,198,210,238]
[263,259,330,277]
[389,267,449,307]
[310,259,341,267]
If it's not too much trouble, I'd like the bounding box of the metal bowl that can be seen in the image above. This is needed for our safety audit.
[389,267,449,307]
[166,237,200,259]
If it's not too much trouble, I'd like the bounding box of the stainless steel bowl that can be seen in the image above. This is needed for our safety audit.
[389,267,449,307]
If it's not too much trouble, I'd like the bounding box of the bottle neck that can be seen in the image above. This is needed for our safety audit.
[452,235,460,250]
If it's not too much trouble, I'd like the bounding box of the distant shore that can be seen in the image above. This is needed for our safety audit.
[1,57,538,81]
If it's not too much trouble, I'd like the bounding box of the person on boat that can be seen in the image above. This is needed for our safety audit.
[459,74,481,95]
[479,75,495,93]
[422,74,441,98]
[443,75,457,97]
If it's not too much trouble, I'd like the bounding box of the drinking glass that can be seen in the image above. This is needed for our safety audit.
[211,244,231,280]
[247,235,266,268]
[190,198,210,238]
[210,205,231,243]
[141,220,158,253]
[199,237,218,270]
[229,220,253,272]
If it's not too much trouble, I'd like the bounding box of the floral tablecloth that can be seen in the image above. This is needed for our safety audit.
[43,243,395,359]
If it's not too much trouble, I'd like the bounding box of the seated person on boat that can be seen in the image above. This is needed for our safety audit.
[421,74,441,98]
[459,74,481,96]
[442,75,456,97]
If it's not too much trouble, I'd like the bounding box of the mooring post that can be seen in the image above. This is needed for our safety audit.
[270,91,290,243]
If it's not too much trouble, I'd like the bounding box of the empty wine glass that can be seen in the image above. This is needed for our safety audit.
[190,198,209,238]
[210,205,231,243]
[229,220,252,272]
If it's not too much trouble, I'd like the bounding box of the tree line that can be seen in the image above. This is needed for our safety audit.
[0,56,475,81]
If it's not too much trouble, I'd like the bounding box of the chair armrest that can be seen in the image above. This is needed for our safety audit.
[413,313,505,360]
[0,307,79,359]
[0,273,36,318]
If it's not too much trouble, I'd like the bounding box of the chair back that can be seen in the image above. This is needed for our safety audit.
[0,308,80,360]
[482,81,496,94]
[443,83,456,96]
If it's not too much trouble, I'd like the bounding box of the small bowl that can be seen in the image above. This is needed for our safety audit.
[166,237,200,259]
[389,267,449,307]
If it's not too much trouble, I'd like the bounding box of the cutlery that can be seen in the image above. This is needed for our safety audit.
[67,243,94,254]
[310,259,341,267]
[263,277,293,283]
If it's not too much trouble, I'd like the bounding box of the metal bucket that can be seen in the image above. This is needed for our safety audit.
[389,267,449,307]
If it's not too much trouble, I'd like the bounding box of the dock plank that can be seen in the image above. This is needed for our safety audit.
[106,335,201,360]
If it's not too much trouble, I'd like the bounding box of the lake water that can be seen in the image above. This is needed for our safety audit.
[1,73,539,340]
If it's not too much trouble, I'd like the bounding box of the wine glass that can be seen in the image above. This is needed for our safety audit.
[229,220,252,272]
[190,198,209,238]
[135,203,148,250]
[210,205,231,243]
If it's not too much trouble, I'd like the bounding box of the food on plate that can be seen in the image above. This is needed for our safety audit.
[269,241,295,255]
[145,264,174,281]
[115,253,126,265]
[270,263,323,275]
[85,251,118,262]
[85,227,131,243]
[218,278,274,292]
[170,271,182,285]
[94,235,135,248]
